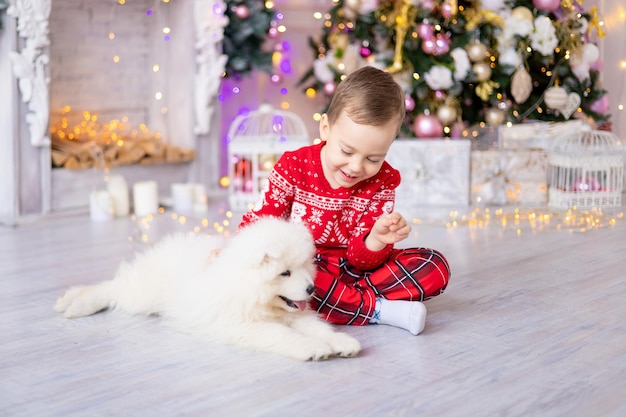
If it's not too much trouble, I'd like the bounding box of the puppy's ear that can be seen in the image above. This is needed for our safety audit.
[262,244,283,263]
[244,242,282,266]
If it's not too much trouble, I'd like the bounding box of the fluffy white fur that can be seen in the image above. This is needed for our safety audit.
[54,218,361,361]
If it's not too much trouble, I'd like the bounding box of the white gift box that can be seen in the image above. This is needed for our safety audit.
[503,150,549,205]
[471,149,548,206]
[498,120,590,151]
[471,150,506,206]
[386,139,471,208]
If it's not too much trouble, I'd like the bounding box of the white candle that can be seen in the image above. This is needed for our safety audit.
[133,181,159,217]
[192,183,208,213]
[171,183,195,213]
[90,190,114,222]
[107,174,130,216]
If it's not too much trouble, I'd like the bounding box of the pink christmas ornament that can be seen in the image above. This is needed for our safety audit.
[422,37,437,55]
[532,0,560,12]
[421,0,435,11]
[590,94,610,114]
[234,4,249,19]
[405,95,416,112]
[591,58,603,72]
[434,33,451,56]
[323,81,336,96]
[413,114,444,138]
[360,46,372,58]
[450,121,467,139]
[417,22,434,39]
[441,3,453,18]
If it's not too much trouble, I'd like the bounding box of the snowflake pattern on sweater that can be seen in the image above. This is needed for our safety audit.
[240,142,401,270]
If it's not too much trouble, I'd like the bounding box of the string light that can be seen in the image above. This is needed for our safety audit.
[423,206,626,234]
[130,209,236,246]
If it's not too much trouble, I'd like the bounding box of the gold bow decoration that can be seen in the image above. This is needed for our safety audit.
[587,6,605,38]
[464,7,504,31]
[475,80,500,102]
[386,0,415,73]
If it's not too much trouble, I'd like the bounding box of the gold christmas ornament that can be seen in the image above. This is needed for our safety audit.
[436,104,458,125]
[485,107,505,126]
[543,86,568,110]
[472,62,492,82]
[329,32,350,52]
[467,41,488,62]
[511,6,533,22]
[343,0,361,20]
[511,67,532,104]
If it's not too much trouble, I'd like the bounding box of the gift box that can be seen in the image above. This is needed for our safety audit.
[386,139,471,208]
[471,149,548,206]
[498,120,589,151]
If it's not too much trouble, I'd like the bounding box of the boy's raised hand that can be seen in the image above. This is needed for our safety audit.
[366,212,412,251]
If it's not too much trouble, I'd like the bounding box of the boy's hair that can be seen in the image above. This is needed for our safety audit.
[325,66,406,133]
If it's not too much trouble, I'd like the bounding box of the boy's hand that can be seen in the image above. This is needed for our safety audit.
[365,212,411,251]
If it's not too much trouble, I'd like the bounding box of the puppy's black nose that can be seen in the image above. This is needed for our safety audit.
[306,285,315,295]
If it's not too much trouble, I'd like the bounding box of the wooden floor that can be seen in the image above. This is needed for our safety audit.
[2,201,626,417]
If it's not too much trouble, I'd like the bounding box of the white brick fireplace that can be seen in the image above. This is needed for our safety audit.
[0,0,226,225]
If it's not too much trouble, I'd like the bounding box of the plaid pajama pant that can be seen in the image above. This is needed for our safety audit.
[309,248,450,326]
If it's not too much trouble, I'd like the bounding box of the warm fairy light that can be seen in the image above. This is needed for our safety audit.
[50,108,163,148]
[113,55,120,63]
[440,207,624,233]
[265,1,275,9]
[108,32,115,40]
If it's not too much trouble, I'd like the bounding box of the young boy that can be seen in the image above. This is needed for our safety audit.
[239,66,450,335]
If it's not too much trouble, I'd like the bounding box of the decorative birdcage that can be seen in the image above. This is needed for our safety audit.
[548,130,623,209]
[227,104,310,211]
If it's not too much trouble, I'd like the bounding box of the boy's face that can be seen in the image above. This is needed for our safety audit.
[319,110,398,189]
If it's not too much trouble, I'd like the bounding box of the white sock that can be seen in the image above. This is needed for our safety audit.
[370,298,427,335]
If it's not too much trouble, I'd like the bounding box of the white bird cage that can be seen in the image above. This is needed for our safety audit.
[548,130,623,209]
[227,104,310,211]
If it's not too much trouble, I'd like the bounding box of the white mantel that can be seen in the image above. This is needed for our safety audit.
[0,0,226,226]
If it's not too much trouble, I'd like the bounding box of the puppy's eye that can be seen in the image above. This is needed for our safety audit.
[280,270,291,277]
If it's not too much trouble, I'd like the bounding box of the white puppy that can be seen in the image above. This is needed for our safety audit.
[54,217,361,361]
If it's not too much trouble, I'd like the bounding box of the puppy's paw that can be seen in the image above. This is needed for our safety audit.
[287,338,334,361]
[326,332,361,358]
[54,286,107,318]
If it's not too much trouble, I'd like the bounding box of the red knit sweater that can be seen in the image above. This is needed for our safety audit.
[239,142,401,271]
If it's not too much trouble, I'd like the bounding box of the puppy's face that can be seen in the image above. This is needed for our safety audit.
[265,253,316,313]
[233,218,317,314]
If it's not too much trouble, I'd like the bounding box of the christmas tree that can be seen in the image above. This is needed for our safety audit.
[299,0,610,138]
[222,0,279,79]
